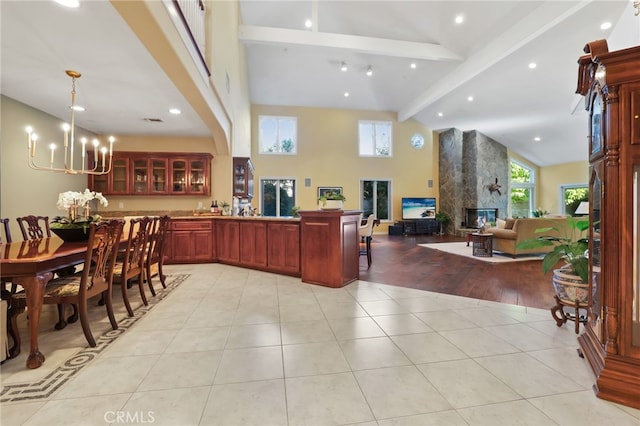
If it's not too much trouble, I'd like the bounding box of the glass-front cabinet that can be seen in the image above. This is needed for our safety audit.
[575,40,640,409]
[89,152,211,196]
[233,157,255,199]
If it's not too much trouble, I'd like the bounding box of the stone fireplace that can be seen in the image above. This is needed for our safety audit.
[438,129,509,234]
[464,208,499,229]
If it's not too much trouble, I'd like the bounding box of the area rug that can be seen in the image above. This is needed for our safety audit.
[0,274,190,403]
[419,242,544,263]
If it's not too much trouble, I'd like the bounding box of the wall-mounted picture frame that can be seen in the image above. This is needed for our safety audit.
[317,186,343,198]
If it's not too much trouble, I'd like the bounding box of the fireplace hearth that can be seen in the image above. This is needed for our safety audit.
[464,208,499,228]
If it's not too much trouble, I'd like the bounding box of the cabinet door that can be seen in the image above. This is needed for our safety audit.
[111,157,129,194]
[267,222,300,274]
[170,160,187,194]
[171,231,193,263]
[189,159,207,194]
[132,158,149,194]
[193,230,214,261]
[240,221,267,267]
[216,221,240,263]
[151,159,168,193]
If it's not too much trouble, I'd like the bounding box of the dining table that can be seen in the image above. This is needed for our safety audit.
[1,237,89,368]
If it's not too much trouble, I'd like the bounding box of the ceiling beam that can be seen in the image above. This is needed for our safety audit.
[398,0,593,122]
[238,25,463,61]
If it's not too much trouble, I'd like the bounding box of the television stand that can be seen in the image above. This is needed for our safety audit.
[401,219,438,235]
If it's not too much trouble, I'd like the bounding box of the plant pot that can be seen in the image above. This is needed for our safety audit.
[51,227,90,242]
[319,200,343,210]
[552,268,590,305]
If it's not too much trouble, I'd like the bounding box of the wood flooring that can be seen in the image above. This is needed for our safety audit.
[358,233,555,310]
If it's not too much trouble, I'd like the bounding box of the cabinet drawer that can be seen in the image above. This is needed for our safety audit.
[171,220,212,231]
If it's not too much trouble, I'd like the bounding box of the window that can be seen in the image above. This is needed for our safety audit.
[561,185,589,215]
[260,178,296,217]
[259,116,297,154]
[359,121,392,157]
[361,179,391,220]
[510,160,535,217]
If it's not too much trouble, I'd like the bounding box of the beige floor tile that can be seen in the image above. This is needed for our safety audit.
[457,399,556,425]
[358,299,409,316]
[439,328,519,357]
[527,347,596,389]
[23,394,131,426]
[354,365,452,419]
[377,410,468,426]
[201,379,287,426]
[413,310,478,331]
[286,372,374,425]
[0,401,45,426]
[121,386,211,426]
[226,323,282,348]
[339,336,411,370]
[372,313,433,335]
[280,319,335,344]
[283,341,350,377]
[318,300,368,319]
[417,358,521,408]
[391,332,468,364]
[279,302,325,322]
[164,326,230,353]
[328,316,386,340]
[100,329,178,357]
[137,350,222,391]
[213,346,283,384]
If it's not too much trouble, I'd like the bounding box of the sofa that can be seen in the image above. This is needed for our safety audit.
[486,217,569,258]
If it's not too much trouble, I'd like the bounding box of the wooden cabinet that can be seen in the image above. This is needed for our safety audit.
[216,220,240,263]
[576,40,640,409]
[239,221,267,268]
[166,219,215,263]
[267,222,300,275]
[298,210,360,287]
[88,151,212,196]
[233,157,254,199]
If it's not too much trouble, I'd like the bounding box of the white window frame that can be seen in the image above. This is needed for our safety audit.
[359,178,392,221]
[358,120,392,157]
[560,184,589,215]
[259,115,298,155]
[259,177,297,217]
[510,160,536,217]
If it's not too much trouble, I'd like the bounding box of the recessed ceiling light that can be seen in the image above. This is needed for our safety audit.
[54,0,80,8]
[410,62,417,69]
[600,22,612,30]
[169,108,182,115]
[534,137,541,142]
[455,15,464,24]
[438,112,444,117]
[71,105,85,112]
[528,62,537,69]
[344,91,350,97]
[304,19,312,29]
[340,61,348,72]
[366,66,373,77]
[467,96,474,102]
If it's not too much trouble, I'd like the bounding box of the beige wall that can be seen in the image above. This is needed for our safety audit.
[251,105,438,233]
[539,161,589,214]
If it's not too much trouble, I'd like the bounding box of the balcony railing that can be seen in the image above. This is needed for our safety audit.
[171,0,210,77]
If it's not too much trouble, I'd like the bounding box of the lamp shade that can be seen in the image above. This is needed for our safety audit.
[575,201,589,215]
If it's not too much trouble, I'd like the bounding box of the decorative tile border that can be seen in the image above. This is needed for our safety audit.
[0,274,189,403]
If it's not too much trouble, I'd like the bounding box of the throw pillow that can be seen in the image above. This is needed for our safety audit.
[505,218,516,229]
[496,218,506,229]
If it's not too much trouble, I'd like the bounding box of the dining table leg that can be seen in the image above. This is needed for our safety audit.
[12,272,53,369]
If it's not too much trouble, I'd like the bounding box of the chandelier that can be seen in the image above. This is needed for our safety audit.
[26,70,114,175]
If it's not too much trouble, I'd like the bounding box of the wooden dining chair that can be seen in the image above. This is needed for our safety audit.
[16,215,51,240]
[144,215,170,296]
[359,214,375,268]
[7,219,124,353]
[0,218,12,244]
[112,216,151,317]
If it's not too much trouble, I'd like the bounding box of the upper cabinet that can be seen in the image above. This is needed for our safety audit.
[233,157,254,199]
[89,151,212,196]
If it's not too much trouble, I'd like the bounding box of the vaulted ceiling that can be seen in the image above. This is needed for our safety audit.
[2,1,639,167]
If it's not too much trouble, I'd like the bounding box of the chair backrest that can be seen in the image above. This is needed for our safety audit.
[359,214,375,238]
[0,218,12,244]
[81,219,124,295]
[16,215,51,240]
[121,216,151,274]
[147,215,169,264]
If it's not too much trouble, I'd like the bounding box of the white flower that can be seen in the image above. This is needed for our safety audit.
[56,188,108,210]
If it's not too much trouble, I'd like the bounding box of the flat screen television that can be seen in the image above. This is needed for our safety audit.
[402,197,436,220]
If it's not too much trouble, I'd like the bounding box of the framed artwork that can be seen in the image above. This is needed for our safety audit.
[317,186,343,198]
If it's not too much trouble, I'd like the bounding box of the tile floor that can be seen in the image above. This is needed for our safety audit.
[2,263,640,426]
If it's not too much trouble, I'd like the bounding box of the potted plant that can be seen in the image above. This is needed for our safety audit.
[318,190,346,210]
[435,211,451,235]
[517,216,590,306]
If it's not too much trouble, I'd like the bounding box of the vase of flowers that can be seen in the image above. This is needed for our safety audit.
[51,189,108,242]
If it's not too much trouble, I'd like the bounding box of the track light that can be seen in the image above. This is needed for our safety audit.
[366,66,373,76]
[340,61,348,72]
